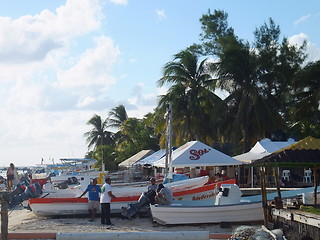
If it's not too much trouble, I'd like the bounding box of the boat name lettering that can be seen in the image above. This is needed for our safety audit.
[189,148,210,160]
[192,191,216,201]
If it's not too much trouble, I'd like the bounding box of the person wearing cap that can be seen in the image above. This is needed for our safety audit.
[147,178,157,192]
[155,183,173,205]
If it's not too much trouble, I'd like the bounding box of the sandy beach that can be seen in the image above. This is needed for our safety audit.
[7,205,261,235]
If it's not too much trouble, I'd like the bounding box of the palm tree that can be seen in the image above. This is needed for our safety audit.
[214,37,285,152]
[195,11,294,152]
[290,60,320,138]
[107,104,128,145]
[84,114,115,170]
[115,117,159,163]
[156,50,222,146]
[84,114,114,150]
[107,105,128,129]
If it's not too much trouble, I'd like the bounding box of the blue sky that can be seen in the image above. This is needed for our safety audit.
[0,0,319,167]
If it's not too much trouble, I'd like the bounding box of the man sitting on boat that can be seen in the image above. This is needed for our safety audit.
[141,177,157,204]
[155,183,173,205]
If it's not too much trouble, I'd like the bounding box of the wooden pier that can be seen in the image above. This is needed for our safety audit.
[271,208,320,240]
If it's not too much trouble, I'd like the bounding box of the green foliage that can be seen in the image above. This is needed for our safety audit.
[300,205,320,215]
[156,50,222,147]
[115,118,159,163]
[84,114,114,150]
[194,9,308,151]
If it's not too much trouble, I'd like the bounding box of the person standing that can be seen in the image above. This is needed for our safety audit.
[78,178,101,222]
[100,177,116,225]
[6,163,16,190]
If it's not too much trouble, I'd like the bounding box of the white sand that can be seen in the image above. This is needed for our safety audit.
[6,206,261,235]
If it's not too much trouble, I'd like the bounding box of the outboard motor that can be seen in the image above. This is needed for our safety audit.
[214,184,242,206]
[67,176,79,185]
[8,181,30,200]
[121,190,156,219]
[9,182,43,209]
[55,176,79,189]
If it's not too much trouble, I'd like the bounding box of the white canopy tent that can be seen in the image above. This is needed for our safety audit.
[233,138,296,187]
[153,141,242,168]
[233,138,296,163]
[118,150,155,168]
[133,149,168,166]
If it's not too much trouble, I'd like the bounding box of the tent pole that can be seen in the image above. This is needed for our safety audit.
[251,166,254,188]
[273,166,283,209]
[260,166,268,226]
[313,166,318,205]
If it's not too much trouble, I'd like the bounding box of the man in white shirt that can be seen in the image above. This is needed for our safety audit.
[100,177,116,225]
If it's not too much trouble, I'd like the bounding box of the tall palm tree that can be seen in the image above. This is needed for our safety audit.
[156,50,222,146]
[107,105,128,129]
[195,11,291,152]
[214,32,285,152]
[84,114,114,150]
[290,60,320,138]
[107,104,129,145]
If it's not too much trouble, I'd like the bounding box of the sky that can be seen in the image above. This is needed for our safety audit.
[0,0,319,167]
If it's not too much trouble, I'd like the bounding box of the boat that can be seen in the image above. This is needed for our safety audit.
[150,184,263,225]
[28,177,236,216]
[31,158,107,188]
[150,184,320,225]
[151,201,263,225]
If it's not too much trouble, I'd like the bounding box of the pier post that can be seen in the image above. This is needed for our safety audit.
[273,167,283,209]
[260,166,268,226]
[313,167,318,205]
[0,192,9,240]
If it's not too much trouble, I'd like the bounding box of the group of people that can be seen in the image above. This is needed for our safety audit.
[147,177,173,205]
[78,177,116,225]
[79,177,173,225]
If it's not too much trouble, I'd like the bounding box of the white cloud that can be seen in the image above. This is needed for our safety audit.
[156,9,167,20]
[0,0,124,167]
[288,33,320,62]
[125,83,159,118]
[110,0,128,5]
[57,36,120,88]
[0,0,103,63]
[77,96,96,108]
[294,14,311,26]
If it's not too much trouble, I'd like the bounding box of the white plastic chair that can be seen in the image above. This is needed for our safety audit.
[304,169,312,183]
[282,170,290,182]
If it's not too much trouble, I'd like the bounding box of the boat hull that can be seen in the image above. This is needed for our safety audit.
[28,179,236,216]
[150,202,263,225]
